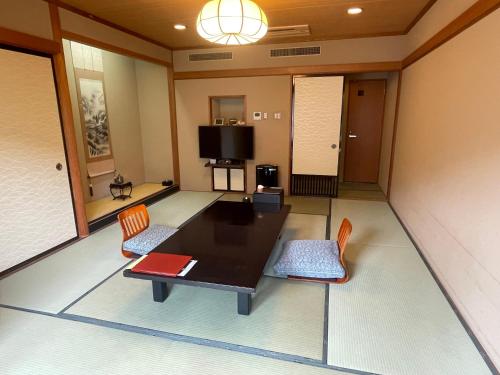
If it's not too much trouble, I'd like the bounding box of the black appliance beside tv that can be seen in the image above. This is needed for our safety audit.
[199,126,254,161]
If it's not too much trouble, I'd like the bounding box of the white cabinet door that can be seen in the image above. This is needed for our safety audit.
[213,168,228,190]
[0,48,77,272]
[292,76,344,176]
[229,169,245,192]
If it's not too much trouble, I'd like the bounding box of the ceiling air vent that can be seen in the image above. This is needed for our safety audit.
[189,52,233,62]
[267,25,311,38]
[270,46,321,58]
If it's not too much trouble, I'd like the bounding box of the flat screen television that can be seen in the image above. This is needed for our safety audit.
[198,126,221,159]
[199,126,254,160]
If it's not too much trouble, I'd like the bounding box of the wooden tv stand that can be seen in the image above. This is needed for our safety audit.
[205,161,246,192]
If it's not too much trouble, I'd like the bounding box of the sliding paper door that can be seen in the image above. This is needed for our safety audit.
[291,76,344,195]
[292,76,344,175]
[0,48,77,272]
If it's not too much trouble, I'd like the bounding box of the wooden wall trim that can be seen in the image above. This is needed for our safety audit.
[45,0,172,50]
[403,0,500,68]
[404,0,439,34]
[49,3,89,237]
[173,62,402,80]
[0,26,60,54]
[386,71,403,201]
[60,30,172,67]
[167,66,181,185]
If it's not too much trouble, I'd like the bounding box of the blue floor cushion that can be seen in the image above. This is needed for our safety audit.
[123,224,178,256]
[273,240,345,279]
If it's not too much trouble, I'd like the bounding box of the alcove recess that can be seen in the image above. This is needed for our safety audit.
[209,96,246,125]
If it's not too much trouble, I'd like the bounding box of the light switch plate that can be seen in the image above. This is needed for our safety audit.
[274,112,281,120]
[263,112,268,119]
[253,111,262,120]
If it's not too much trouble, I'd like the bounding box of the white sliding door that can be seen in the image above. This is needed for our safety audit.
[292,76,344,176]
[0,48,77,272]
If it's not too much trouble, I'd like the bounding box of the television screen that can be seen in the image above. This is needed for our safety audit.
[198,126,254,160]
[199,126,221,158]
[221,126,254,160]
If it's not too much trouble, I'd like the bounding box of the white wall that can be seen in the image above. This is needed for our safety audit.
[59,8,172,63]
[174,36,407,72]
[405,0,479,55]
[64,41,145,201]
[0,0,52,39]
[392,8,500,368]
[176,76,291,194]
[135,60,174,183]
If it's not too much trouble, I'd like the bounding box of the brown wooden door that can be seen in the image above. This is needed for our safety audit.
[343,80,386,183]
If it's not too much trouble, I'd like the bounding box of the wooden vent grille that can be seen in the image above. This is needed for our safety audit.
[189,52,233,61]
[270,46,320,57]
[291,174,337,197]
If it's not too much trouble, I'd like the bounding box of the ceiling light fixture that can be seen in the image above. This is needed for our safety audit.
[196,0,268,45]
[347,7,363,15]
[174,24,187,30]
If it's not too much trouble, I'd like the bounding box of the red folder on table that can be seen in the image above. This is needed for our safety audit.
[132,253,192,277]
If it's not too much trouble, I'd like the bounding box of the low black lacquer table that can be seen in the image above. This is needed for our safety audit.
[123,201,290,315]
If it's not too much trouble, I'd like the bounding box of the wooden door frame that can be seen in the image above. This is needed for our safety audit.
[342,78,387,185]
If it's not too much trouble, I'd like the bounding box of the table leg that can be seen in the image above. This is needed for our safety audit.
[237,292,251,315]
[152,281,168,302]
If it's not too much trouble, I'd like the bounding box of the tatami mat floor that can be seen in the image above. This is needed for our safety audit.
[0,192,493,375]
[338,182,386,201]
[0,191,221,313]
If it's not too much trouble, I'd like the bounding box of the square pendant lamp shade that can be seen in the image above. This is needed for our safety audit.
[196,0,268,45]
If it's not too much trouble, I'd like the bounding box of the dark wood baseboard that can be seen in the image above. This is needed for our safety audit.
[88,185,179,233]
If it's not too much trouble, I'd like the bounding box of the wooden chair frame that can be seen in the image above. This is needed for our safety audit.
[117,204,150,258]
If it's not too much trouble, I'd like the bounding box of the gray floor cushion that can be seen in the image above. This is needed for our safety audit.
[274,240,345,279]
[123,224,178,256]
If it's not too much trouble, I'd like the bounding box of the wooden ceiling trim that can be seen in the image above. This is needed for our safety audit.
[171,30,404,51]
[61,30,173,67]
[0,26,61,54]
[403,0,500,68]
[404,0,439,34]
[173,61,402,80]
[44,0,173,50]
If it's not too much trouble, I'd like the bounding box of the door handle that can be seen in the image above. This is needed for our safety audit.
[348,134,358,138]
[331,144,337,149]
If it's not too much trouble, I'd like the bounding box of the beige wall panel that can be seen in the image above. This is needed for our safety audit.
[392,9,500,368]
[0,49,76,272]
[102,51,145,190]
[0,0,52,39]
[59,8,171,63]
[135,59,174,183]
[175,76,291,194]
[64,40,146,202]
[292,76,344,176]
[378,72,399,194]
[173,36,406,72]
[405,0,478,54]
